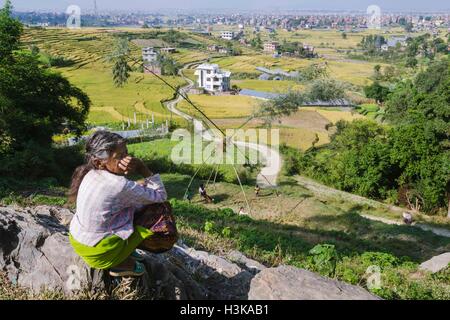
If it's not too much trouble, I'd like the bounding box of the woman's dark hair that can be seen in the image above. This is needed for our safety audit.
[68,130,126,204]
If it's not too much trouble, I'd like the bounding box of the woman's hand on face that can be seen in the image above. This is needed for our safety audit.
[118,156,152,177]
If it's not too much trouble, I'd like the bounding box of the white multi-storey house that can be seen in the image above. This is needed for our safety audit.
[194,64,231,93]
[220,31,235,40]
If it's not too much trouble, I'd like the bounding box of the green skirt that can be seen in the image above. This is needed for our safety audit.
[69,226,153,270]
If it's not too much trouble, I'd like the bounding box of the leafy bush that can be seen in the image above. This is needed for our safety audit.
[45,54,76,67]
[360,252,400,269]
[0,6,90,184]
[307,244,338,277]
[221,227,232,238]
[204,221,215,234]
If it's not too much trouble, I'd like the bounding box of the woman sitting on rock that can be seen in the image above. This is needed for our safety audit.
[68,130,177,277]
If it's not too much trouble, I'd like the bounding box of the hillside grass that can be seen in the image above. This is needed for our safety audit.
[178,94,259,118]
[209,54,312,73]
[172,197,450,300]
[232,79,304,92]
[2,164,449,300]
[60,64,185,124]
[21,28,186,125]
[310,107,366,124]
[127,139,258,186]
[172,48,211,65]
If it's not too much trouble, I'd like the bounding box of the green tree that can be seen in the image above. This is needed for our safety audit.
[108,37,132,87]
[405,56,418,69]
[0,1,90,180]
[373,64,382,80]
[250,34,263,50]
[308,79,347,101]
[301,63,329,81]
[294,59,450,213]
[383,66,397,82]
[161,29,185,45]
[257,90,305,126]
[157,54,180,76]
[0,0,22,61]
[364,82,391,104]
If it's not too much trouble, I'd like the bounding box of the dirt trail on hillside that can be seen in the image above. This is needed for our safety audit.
[295,175,450,238]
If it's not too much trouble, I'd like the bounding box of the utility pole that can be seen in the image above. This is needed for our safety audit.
[93,0,98,16]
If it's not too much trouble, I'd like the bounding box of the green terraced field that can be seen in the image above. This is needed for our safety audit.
[21,28,186,125]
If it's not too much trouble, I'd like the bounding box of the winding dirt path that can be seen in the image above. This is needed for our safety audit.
[164,62,282,188]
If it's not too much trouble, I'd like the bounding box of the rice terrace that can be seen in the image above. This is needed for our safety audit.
[0,0,449,304]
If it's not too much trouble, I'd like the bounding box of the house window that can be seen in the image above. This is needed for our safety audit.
[206,70,211,74]
[206,78,211,82]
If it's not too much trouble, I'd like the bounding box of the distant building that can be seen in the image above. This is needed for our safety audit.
[160,47,177,54]
[302,44,315,56]
[207,44,219,51]
[207,44,230,54]
[387,36,408,48]
[264,41,280,53]
[142,47,161,75]
[381,44,389,52]
[194,63,231,93]
[239,38,248,45]
[220,31,235,40]
[218,47,230,54]
[142,47,158,63]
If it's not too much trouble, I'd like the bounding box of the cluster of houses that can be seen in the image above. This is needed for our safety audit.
[380,36,408,52]
[207,44,232,54]
[263,41,315,58]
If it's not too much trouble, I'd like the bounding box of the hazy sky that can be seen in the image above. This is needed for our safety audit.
[9,0,450,12]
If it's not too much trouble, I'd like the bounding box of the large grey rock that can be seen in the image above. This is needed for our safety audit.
[419,253,450,273]
[1,205,380,300]
[248,265,380,300]
[0,205,108,294]
[227,250,267,274]
[0,205,252,299]
[167,244,253,299]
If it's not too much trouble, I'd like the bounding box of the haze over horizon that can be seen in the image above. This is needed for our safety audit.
[9,0,450,13]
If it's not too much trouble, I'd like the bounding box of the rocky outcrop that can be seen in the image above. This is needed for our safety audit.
[248,266,380,300]
[0,205,379,300]
[419,253,450,274]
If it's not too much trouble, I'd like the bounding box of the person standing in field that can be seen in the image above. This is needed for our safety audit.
[254,184,261,197]
[199,183,213,203]
[403,211,413,225]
